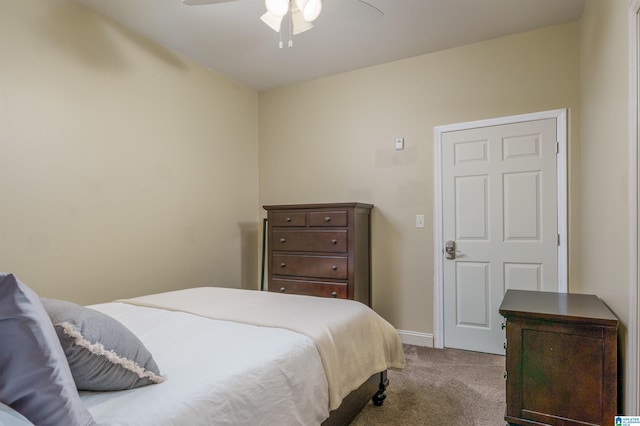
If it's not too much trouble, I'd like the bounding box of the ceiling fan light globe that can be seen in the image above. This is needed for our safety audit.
[260,11,284,32]
[291,9,314,34]
[295,0,322,22]
[265,0,289,17]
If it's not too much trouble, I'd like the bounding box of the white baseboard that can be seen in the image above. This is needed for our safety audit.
[396,329,434,347]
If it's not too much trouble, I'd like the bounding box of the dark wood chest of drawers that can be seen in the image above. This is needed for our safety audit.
[499,290,618,426]
[263,202,373,306]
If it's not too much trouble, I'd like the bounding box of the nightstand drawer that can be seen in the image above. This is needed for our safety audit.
[270,278,347,299]
[273,254,348,279]
[270,212,306,227]
[273,230,347,252]
[309,211,347,227]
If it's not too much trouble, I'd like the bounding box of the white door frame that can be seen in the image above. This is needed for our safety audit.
[629,0,640,414]
[433,109,568,349]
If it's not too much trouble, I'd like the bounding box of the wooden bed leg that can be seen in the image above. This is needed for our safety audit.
[372,371,389,406]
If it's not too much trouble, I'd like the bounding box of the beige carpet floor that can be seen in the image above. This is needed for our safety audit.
[350,345,506,425]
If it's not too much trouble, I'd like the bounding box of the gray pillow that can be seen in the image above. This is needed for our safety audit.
[0,273,95,426]
[41,298,165,391]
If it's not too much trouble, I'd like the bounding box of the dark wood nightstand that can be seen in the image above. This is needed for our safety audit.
[499,289,618,426]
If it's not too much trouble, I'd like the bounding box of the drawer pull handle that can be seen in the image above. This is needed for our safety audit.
[331,265,338,271]
[324,216,331,222]
[331,292,337,298]
[286,217,292,222]
[330,239,338,245]
[279,287,286,293]
[280,238,286,243]
[280,262,286,268]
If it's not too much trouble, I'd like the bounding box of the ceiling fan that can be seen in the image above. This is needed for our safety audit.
[182,0,384,47]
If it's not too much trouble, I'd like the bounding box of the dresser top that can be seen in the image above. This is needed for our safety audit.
[263,202,373,210]
[499,290,618,327]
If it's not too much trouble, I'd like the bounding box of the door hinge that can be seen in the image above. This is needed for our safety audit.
[557,234,561,246]
[556,142,560,154]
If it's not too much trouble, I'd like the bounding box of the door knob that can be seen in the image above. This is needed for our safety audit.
[445,240,461,259]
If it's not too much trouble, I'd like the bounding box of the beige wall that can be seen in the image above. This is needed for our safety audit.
[0,0,259,304]
[579,0,629,322]
[259,23,581,333]
[579,0,631,412]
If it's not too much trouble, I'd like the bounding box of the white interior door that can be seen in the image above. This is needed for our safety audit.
[435,110,567,355]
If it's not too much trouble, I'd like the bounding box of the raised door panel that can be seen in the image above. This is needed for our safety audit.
[503,171,541,241]
[455,262,490,328]
[455,175,489,240]
[504,263,541,292]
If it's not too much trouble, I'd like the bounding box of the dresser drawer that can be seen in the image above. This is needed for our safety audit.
[270,278,347,299]
[273,230,347,252]
[309,210,347,227]
[269,211,306,227]
[273,254,348,280]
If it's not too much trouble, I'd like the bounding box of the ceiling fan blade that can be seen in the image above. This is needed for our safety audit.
[182,0,239,5]
[324,0,384,23]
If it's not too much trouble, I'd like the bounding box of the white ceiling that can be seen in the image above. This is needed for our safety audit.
[73,0,585,91]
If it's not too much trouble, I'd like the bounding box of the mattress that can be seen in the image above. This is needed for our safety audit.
[120,286,406,411]
[80,302,330,426]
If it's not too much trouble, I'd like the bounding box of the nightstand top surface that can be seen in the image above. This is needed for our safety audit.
[499,289,618,326]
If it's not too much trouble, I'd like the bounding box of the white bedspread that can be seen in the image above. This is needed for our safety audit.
[80,302,330,426]
[119,287,406,411]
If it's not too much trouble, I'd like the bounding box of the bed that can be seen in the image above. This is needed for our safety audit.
[0,274,406,426]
